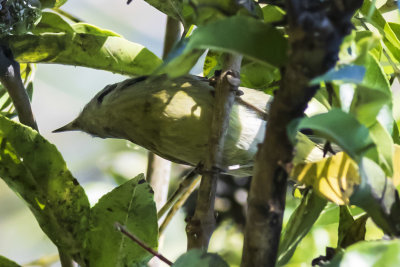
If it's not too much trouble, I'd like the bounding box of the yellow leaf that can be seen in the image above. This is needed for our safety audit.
[291,152,360,205]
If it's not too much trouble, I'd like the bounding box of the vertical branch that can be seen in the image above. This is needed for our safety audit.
[0,46,38,131]
[186,54,243,250]
[146,17,182,211]
[241,1,363,266]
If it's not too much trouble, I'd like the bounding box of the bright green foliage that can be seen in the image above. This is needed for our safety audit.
[0,255,20,267]
[277,190,327,266]
[4,12,162,76]
[158,16,287,77]
[173,250,229,267]
[327,240,400,266]
[288,109,375,162]
[84,174,158,267]
[0,115,90,264]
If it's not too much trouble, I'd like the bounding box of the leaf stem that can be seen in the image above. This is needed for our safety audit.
[115,223,173,266]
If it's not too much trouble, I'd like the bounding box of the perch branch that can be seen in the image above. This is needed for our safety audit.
[186,53,243,250]
[0,45,38,131]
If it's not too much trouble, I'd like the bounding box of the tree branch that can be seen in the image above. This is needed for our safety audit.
[0,45,38,131]
[186,54,243,250]
[241,1,363,266]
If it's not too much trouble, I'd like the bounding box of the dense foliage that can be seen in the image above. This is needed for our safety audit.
[1,0,400,266]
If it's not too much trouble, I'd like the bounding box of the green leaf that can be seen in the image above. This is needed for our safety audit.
[262,5,285,23]
[0,255,20,267]
[365,121,394,176]
[350,158,400,236]
[326,240,400,267]
[142,0,183,24]
[360,1,400,62]
[310,65,366,85]
[0,115,90,264]
[288,109,375,162]
[32,11,74,34]
[6,33,162,76]
[85,174,158,267]
[71,23,121,37]
[187,16,287,67]
[40,0,68,8]
[277,190,327,266]
[156,39,205,77]
[173,250,229,267]
[338,206,368,249]
[5,12,162,76]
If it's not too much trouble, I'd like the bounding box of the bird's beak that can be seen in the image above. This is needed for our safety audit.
[52,120,79,133]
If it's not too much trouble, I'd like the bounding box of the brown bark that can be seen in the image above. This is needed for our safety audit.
[241,1,363,266]
[186,54,243,250]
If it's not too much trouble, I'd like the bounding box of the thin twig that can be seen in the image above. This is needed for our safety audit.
[0,46,38,130]
[157,167,199,219]
[115,223,173,266]
[186,54,243,250]
[159,174,201,234]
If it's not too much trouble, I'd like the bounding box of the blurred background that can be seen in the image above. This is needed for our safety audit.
[0,1,387,266]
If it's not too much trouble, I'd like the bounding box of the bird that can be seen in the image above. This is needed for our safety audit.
[53,74,323,176]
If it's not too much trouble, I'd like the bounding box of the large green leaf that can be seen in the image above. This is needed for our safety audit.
[288,109,375,162]
[159,16,287,77]
[187,16,287,67]
[173,250,229,267]
[5,12,162,76]
[84,174,158,267]
[326,240,400,266]
[351,158,400,236]
[277,190,327,266]
[310,65,366,85]
[0,115,90,264]
[0,256,20,267]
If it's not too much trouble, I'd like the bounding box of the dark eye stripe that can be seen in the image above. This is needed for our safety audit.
[97,84,117,103]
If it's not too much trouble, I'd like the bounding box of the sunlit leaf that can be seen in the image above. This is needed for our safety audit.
[291,152,360,205]
[85,174,158,267]
[0,115,90,265]
[5,12,162,76]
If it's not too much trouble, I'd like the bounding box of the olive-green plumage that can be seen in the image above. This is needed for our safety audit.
[54,75,273,176]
